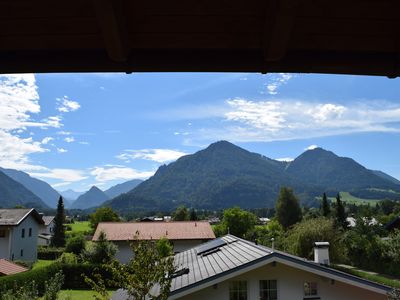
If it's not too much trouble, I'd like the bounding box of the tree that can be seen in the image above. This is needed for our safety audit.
[189,208,198,221]
[89,207,120,230]
[285,217,345,262]
[275,187,302,229]
[111,239,175,300]
[51,196,66,247]
[173,206,189,221]
[335,193,348,229]
[83,231,117,264]
[221,207,258,238]
[321,193,330,217]
[65,234,86,255]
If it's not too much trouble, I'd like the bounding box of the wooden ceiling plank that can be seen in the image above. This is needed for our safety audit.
[264,0,297,62]
[92,0,129,62]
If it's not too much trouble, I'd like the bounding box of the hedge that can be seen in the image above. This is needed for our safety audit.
[0,263,116,295]
[0,262,61,295]
[37,247,65,260]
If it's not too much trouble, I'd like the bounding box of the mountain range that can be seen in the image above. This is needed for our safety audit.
[0,170,48,209]
[1,141,399,212]
[107,141,400,212]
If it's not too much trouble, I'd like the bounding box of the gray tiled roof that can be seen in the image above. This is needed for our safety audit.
[0,208,44,226]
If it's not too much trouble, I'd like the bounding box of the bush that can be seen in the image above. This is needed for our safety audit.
[43,271,64,300]
[57,253,78,264]
[0,263,61,295]
[61,264,115,289]
[38,247,64,260]
[65,234,86,255]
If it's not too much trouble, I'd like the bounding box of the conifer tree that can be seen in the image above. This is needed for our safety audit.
[335,193,348,229]
[321,192,330,217]
[275,187,302,229]
[51,196,66,247]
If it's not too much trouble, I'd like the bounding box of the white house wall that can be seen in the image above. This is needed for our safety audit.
[0,227,11,259]
[114,239,207,264]
[176,262,386,300]
[10,215,39,262]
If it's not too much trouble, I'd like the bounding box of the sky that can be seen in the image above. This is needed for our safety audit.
[0,72,400,192]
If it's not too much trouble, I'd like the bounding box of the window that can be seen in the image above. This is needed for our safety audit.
[0,230,5,238]
[260,280,278,300]
[20,249,23,257]
[21,228,25,238]
[229,281,247,300]
[29,228,32,237]
[304,282,318,297]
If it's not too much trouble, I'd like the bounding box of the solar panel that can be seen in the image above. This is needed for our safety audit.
[195,238,227,255]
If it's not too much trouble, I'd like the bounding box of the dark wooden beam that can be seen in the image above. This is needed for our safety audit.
[264,0,297,62]
[92,0,129,62]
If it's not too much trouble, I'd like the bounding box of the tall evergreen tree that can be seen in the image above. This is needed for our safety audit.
[321,192,330,217]
[51,196,66,247]
[335,193,348,229]
[275,187,302,229]
[189,208,198,221]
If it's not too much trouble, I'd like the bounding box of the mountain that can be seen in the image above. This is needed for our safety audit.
[71,186,110,209]
[370,170,400,185]
[0,167,61,208]
[285,148,399,191]
[107,141,312,211]
[104,179,143,199]
[0,170,48,209]
[107,142,400,212]
[60,189,84,201]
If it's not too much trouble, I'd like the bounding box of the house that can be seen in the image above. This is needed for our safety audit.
[93,221,215,263]
[38,215,55,246]
[346,216,379,228]
[113,235,390,300]
[0,208,44,262]
[0,259,28,276]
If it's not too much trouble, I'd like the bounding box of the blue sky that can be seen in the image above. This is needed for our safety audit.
[0,72,399,192]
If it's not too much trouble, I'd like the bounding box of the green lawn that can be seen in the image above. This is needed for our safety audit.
[58,290,113,300]
[66,221,91,234]
[327,192,381,207]
[32,259,55,270]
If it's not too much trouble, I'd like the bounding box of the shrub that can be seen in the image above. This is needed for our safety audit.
[61,264,115,289]
[65,234,86,255]
[58,253,78,264]
[38,247,64,260]
[0,263,61,295]
[43,271,64,300]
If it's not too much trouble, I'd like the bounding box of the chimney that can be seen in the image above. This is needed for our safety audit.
[314,242,330,265]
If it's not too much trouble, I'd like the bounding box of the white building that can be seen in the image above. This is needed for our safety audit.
[93,221,215,263]
[113,235,390,300]
[38,216,55,246]
[0,209,44,262]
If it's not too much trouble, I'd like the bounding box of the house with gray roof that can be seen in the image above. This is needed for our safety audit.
[38,215,55,246]
[113,234,391,300]
[0,209,44,262]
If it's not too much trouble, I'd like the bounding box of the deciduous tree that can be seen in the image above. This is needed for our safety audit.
[89,207,120,230]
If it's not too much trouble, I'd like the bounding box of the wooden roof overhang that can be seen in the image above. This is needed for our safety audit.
[1,0,399,77]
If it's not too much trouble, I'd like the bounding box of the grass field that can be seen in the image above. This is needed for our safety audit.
[66,221,91,234]
[57,290,113,300]
[327,192,381,207]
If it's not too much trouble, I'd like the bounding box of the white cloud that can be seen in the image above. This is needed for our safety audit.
[117,149,188,163]
[305,145,319,150]
[275,157,294,162]
[29,169,87,182]
[90,166,154,182]
[265,73,293,95]
[64,137,75,143]
[57,96,80,113]
[57,148,68,153]
[0,74,64,170]
[183,99,400,144]
[51,182,73,188]
[57,131,71,135]
[79,141,89,145]
[41,137,54,145]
